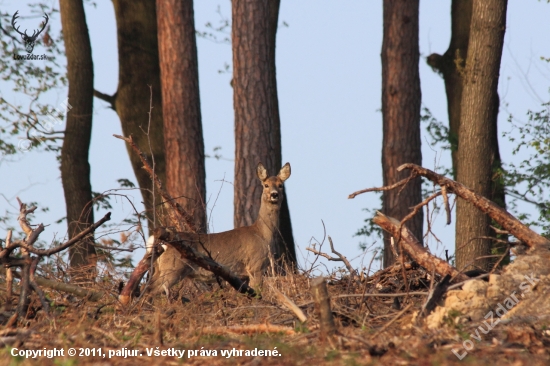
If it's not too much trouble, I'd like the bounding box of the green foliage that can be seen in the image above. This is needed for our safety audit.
[0,3,67,156]
[503,98,550,236]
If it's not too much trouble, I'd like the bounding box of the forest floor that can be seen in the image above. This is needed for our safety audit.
[1,263,550,366]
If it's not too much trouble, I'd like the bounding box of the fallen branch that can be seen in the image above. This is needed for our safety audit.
[373,212,469,282]
[4,267,106,302]
[270,286,308,323]
[202,324,295,336]
[397,164,550,249]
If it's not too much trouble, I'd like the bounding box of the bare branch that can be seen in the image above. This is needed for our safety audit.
[13,212,111,257]
[398,164,550,249]
[348,173,416,199]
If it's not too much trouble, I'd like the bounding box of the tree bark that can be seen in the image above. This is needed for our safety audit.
[59,0,97,273]
[232,0,296,266]
[455,0,508,271]
[157,0,206,232]
[426,0,472,174]
[381,0,423,267]
[104,0,165,229]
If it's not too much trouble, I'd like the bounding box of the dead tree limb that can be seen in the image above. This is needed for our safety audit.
[348,174,416,199]
[118,245,163,306]
[1,200,111,319]
[373,212,469,282]
[306,236,358,283]
[270,285,308,323]
[153,228,257,297]
[397,164,550,249]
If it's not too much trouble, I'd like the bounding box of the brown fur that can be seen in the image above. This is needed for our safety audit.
[150,162,291,293]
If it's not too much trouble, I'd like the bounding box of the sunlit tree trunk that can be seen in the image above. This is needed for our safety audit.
[455,0,508,271]
[157,0,206,232]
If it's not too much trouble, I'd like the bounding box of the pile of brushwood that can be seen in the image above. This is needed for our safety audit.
[1,145,550,365]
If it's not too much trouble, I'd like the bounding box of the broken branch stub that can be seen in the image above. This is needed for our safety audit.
[311,277,337,342]
[398,164,550,249]
[373,212,469,283]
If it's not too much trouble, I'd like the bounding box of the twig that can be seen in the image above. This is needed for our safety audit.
[441,185,451,225]
[348,174,415,199]
[328,236,357,283]
[490,245,511,273]
[447,273,490,291]
[4,213,111,257]
[372,303,413,336]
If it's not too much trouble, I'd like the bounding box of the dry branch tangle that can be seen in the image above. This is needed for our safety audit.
[398,164,550,249]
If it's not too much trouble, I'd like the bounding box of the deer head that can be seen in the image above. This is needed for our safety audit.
[257,162,291,208]
[12,11,49,54]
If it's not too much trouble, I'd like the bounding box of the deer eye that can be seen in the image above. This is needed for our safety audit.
[278,184,283,188]
[264,184,269,188]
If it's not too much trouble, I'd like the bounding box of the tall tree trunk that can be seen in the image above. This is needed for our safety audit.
[455,0,507,271]
[59,0,97,274]
[157,0,206,232]
[381,0,423,267]
[232,0,296,266]
[427,0,472,174]
[95,0,165,230]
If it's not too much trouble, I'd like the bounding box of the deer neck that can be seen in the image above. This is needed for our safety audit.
[253,202,281,240]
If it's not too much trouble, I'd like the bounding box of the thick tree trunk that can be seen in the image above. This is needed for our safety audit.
[232,0,296,266]
[59,0,97,273]
[426,0,472,174]
[157,0,206,232]
[455,0,508,271]
[381,0,423,267]
[97,0,165,230]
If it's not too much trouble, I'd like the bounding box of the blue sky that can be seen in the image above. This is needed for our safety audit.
[1,0,549,275]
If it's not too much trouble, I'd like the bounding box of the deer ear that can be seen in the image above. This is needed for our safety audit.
[278,163,291,182]
[257,163,268,181]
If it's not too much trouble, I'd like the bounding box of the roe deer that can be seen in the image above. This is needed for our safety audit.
[148,162,291,294]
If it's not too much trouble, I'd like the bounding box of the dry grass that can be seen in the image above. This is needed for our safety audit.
[1,263,550,365]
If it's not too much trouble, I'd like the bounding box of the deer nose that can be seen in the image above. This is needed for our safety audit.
[270,192,279,200]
